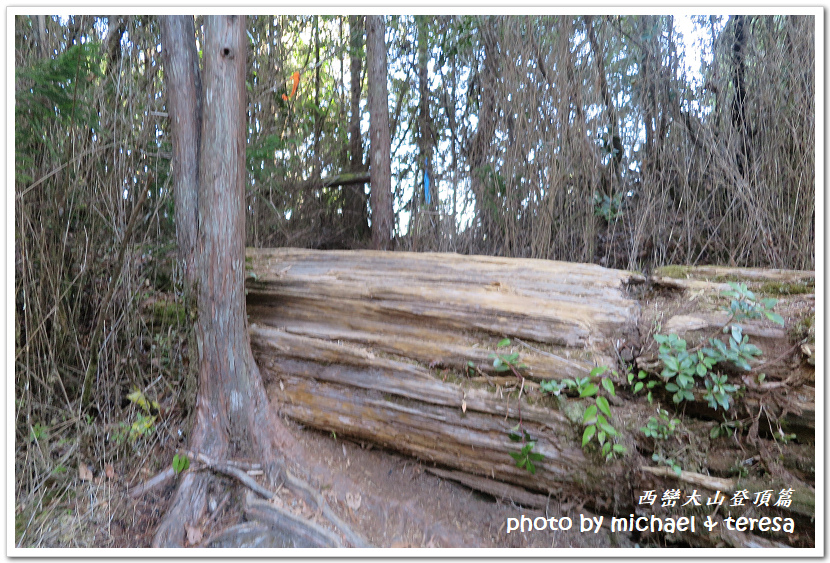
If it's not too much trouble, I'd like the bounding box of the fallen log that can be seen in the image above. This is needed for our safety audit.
[246,248,815,547]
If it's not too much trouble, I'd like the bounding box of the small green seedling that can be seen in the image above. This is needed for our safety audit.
[508,430,544,474]
[641,409,680,440]
[652,452,683,477]
[628,369,658,403]
[490,338,527,373]
[172,453,190,475]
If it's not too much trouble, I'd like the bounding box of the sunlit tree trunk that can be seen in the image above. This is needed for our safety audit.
[345,15,369,241]
[154,15,289,547]
[160,16,200,286]
[366,15,393,250]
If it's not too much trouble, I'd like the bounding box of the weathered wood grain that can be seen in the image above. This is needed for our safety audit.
[246,248,815,546]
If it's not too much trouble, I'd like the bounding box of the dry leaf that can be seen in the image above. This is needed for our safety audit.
[105,464,115,479]
[461,399,467,413]
[79,464,93,481]
[185,523,202,545]
[345,492,362,511]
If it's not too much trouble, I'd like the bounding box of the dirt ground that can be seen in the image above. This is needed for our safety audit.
[25,414,630,550]
[119,421,632,549]
[270,421,633,549]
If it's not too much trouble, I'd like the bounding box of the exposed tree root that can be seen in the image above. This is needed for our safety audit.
[149,402,371,548]
[244,492,345,547]
[129,467,176,498]
[151,471,210,547]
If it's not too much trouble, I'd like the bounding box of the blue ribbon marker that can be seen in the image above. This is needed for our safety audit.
[424,156,431,205]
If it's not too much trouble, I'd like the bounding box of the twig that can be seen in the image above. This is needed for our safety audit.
[16,142,118,200]
[128,466,176,498]
[747,341,802,375]
[283,468,372,548]
[80,182,149,409]
[639,465,735,492]
[186,450,274,499]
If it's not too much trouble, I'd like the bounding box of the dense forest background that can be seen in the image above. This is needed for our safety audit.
[13,14,815,546]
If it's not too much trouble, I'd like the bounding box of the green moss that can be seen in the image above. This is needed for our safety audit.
[560,397,586,425]
[790,312,815,343]
[710,274,746,284]
[655,265,690,279]
[147,300,187,326]
[758,279,815,296]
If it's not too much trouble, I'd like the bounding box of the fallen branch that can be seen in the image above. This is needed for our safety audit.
[187,450,274,499]
[639,465,735,492]
[128,466,176,498]
[425,466,550,509]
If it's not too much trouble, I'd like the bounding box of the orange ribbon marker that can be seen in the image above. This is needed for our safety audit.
[282,71,300,101]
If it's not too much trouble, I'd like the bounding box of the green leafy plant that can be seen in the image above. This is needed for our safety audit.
[654,329,755,410]
[710,416,745,439]
[722,282,785,326]
[627,369,658,403]
[642,282,785,412]
[508,429,544,474]
[118,387,159,444]
[172,453,190,475]
[652,452,683,477]
[490,338,527,373]
[541,365,626,461]
[539,379,567,395]
[593,191,624,221]
[703,373,740,411]
[486,339,541,473]
[641,409,680,440]
[581,367,627,461]
[29,423,47,443]
[129,412,156,441]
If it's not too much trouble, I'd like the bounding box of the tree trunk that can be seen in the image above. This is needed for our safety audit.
[246,249,815,547]
[160,16,200,285]
[344,15,369,242]
[731,15,752,178]
[585,15,623,189]
[153,15,292,547]
[366,15,393,250]
[415,16,436,247]
[467,18,499,252]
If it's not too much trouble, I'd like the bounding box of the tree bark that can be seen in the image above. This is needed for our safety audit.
[466,18,500,252]
[731,15,752,178]
[344,15,369,241]
[153,15,292,547]
[366,15,394,250]
[415,16,436,244]
[160,16,200,285]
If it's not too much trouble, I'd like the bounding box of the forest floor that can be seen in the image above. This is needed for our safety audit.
[20,416,631,549]
[15,263,814,550]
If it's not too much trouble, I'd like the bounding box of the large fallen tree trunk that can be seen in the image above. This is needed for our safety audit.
[246,248,815,548]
